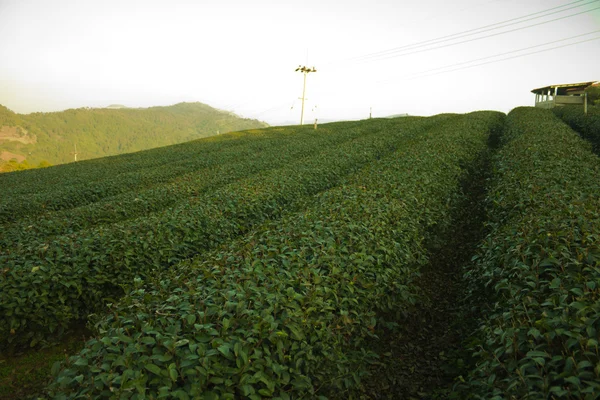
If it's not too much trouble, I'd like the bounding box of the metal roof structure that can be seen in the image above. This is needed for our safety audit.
[531,81,597,94]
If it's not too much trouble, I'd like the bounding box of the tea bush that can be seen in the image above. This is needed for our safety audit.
[47,111,504,399]
[0,125,344,225]
[553,105,600,153]
[1,116,447,351]
[0,122,381,247]
[460,107,600,399]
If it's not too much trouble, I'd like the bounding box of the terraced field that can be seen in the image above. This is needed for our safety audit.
[1,108,599,399]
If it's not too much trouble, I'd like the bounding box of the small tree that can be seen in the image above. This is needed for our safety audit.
[586,85,600,106]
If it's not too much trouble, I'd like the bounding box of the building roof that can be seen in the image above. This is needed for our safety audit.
[531,81,598,94]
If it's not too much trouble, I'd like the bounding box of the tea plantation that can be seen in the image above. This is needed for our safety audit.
[1,108,599,399]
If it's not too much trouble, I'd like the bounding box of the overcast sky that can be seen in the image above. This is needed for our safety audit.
[0,0,598,125]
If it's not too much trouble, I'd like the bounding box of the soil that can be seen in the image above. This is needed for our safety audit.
[0,326,90,400]
[0,126,36,144]
[0,151,26,162]
[355,152,492,400]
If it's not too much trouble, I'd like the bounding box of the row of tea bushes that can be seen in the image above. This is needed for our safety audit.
[553,105,600,153]
[0,121,379,248]
[0,131,249,212]
[0,125,278,199]
[0,125,338,225]
[460,107,600,399]
[0,116,443,351]
[47,111,504,399]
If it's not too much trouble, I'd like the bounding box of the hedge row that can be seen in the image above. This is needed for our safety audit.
[0,131,248,208]
[553,105,600,153]
[0,125,276,199]
[459,107,600,399]
[0,122,377,248]
[47,111,505,399]
[0,125,338,225]
[0,116,444,351]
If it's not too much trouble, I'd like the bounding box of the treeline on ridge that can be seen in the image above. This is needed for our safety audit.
[0,102,267,170]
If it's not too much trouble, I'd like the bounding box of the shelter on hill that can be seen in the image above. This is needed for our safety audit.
[531,81,597,113]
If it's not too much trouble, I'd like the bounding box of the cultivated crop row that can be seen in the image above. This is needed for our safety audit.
[0,130,248,199]
[459,108,600,399]
[0,116,447,351]
[47,111,504,399]
[0,125,350,224]
[553,105,600,153]
[0,121,387,248]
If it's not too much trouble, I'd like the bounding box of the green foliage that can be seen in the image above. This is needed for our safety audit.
[0,105,22,126]
[0,116,452,351]
[0,102,267,167]
[553,104,600,152]
[44,111,504,398]
[586,85,600,105]
[459,107,600,399]
[0,159,51,173]
[0,125,321,224]
[0,159,29,173]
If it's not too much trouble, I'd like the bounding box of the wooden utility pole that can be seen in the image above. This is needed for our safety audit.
[295,65,317,125]
[70,144,79,162]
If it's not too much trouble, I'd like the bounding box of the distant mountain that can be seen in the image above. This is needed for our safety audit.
[0,102,267,170]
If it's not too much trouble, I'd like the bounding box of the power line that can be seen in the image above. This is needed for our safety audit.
[245,100,295,118]
[246,3,600,122]
[359,4,600,63]
[381,30,600,82]
[252,31,598,122]
[380,35,600,83]
[351,0,595,62]
[360,7,600,60]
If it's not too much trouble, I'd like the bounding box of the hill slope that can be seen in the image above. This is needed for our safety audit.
[0,102,267,169]
[0,112,505,398]
[5,110,599,399]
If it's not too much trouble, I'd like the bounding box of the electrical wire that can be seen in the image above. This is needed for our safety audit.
[350,0,596,62]
[259,3,600,120]
[359,5,600,63]
[379,35,600,84]
[245,100,299,118]
[379,30,600,83]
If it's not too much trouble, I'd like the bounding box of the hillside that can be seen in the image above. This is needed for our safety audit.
[0,102,267,170]
[1,109,600,399]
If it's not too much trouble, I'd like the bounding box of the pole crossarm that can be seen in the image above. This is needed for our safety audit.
[295,65,317,125]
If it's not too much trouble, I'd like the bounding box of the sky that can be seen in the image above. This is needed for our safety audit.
[0,0,599,125]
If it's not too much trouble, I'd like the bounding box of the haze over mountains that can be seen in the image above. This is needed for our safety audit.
[0,102,267,171]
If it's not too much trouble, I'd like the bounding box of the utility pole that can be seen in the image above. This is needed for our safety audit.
[71,143,79,162]
[295,65,316,125]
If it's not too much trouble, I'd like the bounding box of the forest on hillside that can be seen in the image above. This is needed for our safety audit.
[0,103,267,171]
